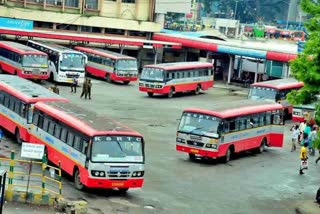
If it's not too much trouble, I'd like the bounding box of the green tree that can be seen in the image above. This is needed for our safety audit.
[287,0,320,147]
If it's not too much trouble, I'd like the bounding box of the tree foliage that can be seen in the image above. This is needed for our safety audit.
[287,0,320,148]
[287,0,320,105]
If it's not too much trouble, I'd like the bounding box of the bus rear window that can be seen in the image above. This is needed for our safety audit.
[22,55,48,67]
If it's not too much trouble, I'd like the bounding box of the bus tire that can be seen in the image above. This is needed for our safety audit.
[194,85,201,95]
[49,72,54,82]
[258,138,267,154]
[15,128,22,145]
[168,87,174,98]
[189,153,196,161]
[123,81,130,85]
[105,74,111,83]
[118,188,129,194]
[74,168,84,190]
[147,92,154,97]
[223,146,233,163]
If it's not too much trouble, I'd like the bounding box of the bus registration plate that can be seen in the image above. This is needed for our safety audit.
[111,182,124,187]
[190,149,199,154]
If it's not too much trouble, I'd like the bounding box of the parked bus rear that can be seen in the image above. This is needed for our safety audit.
[292,104,316,123]
[0,75,67,144]
[74,46,138,85]
[248,78,303,118]
[139,62,214,98]
[29,101,145,192]
[176,100,284,162]
[0,41,49,80]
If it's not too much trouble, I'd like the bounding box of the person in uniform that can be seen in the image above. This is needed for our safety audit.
[80,78,89,99]
[87,79,92,100]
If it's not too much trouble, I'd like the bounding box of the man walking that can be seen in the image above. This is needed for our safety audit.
[71,77,78,93]
[80,78,88,99]
[87,79,92,100]
[299,142,308,175]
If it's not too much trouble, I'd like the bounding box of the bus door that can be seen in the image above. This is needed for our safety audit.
[269,111,284,147]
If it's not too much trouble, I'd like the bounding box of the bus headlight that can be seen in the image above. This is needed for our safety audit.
[91,170,105,177]
[206,143,218,149]
[132,171,144,177]
[139,83,144,87]
[176,137,185,143]
[155,85,162,88]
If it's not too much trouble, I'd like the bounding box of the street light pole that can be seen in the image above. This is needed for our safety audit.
[234,0,239,20]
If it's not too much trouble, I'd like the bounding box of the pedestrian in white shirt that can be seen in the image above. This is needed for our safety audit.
[291,124,300,152]
[299,120,307,143]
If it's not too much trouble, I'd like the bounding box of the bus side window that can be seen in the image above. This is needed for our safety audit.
[33,113,39,127]
[82,140,89,154]
[14,100,21,115]
[9,97,15,111]
[259,113,266,126]
[48,121,55,135]
[73,135,82,151]
[223,122,229,133]
[43,118,50,132]
[67,131,74,147]
[54,125,62,139]
[272,114,281,125]
[0,91,4,104]
[20,103,27,118]
[38,113,44,128]
[265,112,271,125]
[229,120,237,132]
[60,128,68,143]
[239,119,246,130]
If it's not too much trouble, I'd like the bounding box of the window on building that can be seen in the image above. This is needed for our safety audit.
[122,0,135,3]
[85,0,98,9]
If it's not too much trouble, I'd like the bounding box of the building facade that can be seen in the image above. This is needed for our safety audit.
[0,0,161,38]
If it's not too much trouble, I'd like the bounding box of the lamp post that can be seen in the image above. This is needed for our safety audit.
[234,0,239,20]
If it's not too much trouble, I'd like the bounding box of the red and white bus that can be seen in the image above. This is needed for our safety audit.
[74,46,138,85]
[0,41,49,80]
[176,100,284,162]
[139,62,214,98]
[29,101,145,192]
[248,78,304,118]
[292,104,316,123]
[0,75,67,144]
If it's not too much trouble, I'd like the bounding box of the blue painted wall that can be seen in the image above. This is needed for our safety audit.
[0,17,33,30]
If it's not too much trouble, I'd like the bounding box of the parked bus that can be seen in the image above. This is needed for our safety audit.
[0,41,49,80]
[27,40,87,84]
[74,46,138,85]
[139,62,214,98]
[0,75,67,144]
[248,78,303,118]
[29,101,145,192]
[292,103,316,123]
[176,100,284,162]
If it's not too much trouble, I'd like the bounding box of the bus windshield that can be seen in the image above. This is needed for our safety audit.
[92,136,143,163]
[178,112,221,138]
[140,68,164,81]
[60,53,85,71]
[117,59,137,71]
[22,55,48,67]
[248,86,277,101]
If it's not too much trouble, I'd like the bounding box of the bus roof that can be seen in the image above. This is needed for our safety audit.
[28,40,83,54]
[0,41,47,56]
[74,46,135,60]
[251,78,304,90]
[144,61,213,71]
[293,103,316,110]
[35,101,143,137]
[184,100,283,119]
[0,75,67,103]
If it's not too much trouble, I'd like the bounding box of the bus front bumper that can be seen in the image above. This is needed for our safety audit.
[139,87,166,94]
[83,177,144,189]
[176,144,219,158]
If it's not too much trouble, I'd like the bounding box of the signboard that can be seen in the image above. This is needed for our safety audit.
[21,143,45,160]
[155,0,191,14]
[0,17,33,30]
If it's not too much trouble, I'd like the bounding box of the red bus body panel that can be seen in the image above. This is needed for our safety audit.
[86,65,137,82]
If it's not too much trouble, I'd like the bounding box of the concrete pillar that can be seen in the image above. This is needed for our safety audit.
[255,59,259,83]
[227,55,233,84]
[53,23,57,30]
[155,13,166,29]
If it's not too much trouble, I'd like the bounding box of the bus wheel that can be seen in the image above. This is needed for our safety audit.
[188,153,196,160]
[194,85,201,95]
[147,92,154,97]
[123,81,130,85]
[258,138,267,154]
[15,129,22,145]
[118,188,129,194]
[74,169,84,190]
[223,147,233,163]
[168,87,174,98]
[105,75,111,83]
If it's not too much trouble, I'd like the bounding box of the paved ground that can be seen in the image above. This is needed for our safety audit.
[1,79,320,214]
